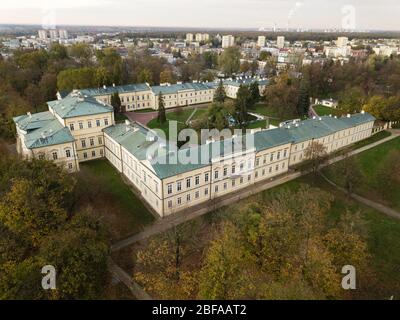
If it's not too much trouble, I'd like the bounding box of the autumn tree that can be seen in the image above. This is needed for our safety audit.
[160,68,175,84]
[198,221,254,299]
[218,47,241,76]
[134,224,199,299]
[332,154,364,195]
[303,141,328,174]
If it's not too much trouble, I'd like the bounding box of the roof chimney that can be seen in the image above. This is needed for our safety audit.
[103,85,107,89]
[347,114,351,118]
[27,112,32,118]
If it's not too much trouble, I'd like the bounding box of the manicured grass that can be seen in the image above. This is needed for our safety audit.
[314,105,343,116]
[323,136,400,211]
[80,160,155,239]
[352,130,391,149]
[147,108,208,138]
[249,103,283,118]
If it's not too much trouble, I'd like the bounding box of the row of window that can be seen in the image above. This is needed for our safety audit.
[69,118,109,131]
[80,136,103,149]
[167,187,209,208]
[121,94,150,103]
[256,149,288,166]
[81,148,103,160]
[167,174,208,194]
[38,148,72,161]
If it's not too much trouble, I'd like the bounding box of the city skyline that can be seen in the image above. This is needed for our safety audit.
[0,0,399,31]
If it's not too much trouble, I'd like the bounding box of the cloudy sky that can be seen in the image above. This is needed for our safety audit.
[0,0,399,30]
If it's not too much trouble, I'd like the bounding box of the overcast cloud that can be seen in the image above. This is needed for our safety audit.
[0,0,399,30]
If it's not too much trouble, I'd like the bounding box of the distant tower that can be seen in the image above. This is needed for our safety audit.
[38,29,48,40]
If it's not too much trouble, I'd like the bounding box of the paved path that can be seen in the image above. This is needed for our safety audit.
[320,173,400,220]
[108,258,153,300]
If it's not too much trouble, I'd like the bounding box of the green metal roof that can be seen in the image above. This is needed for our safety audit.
[13,111,55,132]
[151,82,213,95]
[103,113,375,180]
[14,112,75,149]
[79,83,152,97]
[47,94,113,119]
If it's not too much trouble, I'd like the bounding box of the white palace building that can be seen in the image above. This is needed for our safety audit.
[14,78,376,217]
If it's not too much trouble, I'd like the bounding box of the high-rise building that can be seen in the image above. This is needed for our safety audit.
[257,36,266,47]
[59,29,68,39]
[222,35,235,48]
[49,29,58,40]
[337,36,349,48]
[277,36,285,49]
[38,29,48,40]
[186,33,194,42]
[195,33,210,42]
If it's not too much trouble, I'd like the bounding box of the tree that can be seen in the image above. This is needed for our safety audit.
[134,224,199,299]
[249,81,260,105]
[37,212,109,299]
[363,95,400,122]
[234,84,251,127]
[259,51,271,61]
[57,67,97,91]
[303,141,328,174]
[263,73,300,119]
[297,79,311,117]
[157,93,166,124]
[333,154,364,195]
[213,80,227,103]
[198,221,253,299]
[138,68,153,85]
[159,68,175,84]
[207,102,231,130]
[218,47,241,76]
[338,86,366,114]
[110,92,122,113]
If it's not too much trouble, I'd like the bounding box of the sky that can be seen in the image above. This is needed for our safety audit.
[0,0,399,31]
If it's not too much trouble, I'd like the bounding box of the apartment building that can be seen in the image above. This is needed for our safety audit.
[257,36,266,47]
[185,33,194,42]
[195,33,210,42]
[14,92,115,172]
[222,35,235,48]
[103,112,375,217]
[277,36,285,49]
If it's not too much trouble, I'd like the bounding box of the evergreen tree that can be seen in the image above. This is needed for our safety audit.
[214,80,227,103]
[235,84,251,127]
[249,81,260,106]
[297,79,310,117]
[110,92,122,113]
[157,93,166,124]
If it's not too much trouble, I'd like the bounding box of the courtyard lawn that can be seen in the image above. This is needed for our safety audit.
[323,136,400,211]
[147,107,208,138]
[80,159,155,240]
[313,105,343,117]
